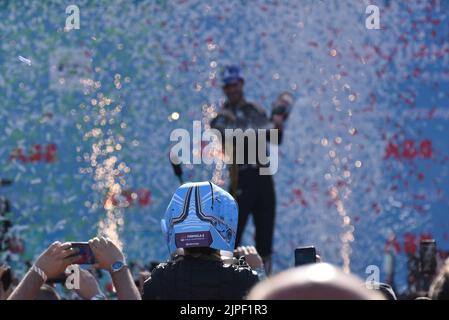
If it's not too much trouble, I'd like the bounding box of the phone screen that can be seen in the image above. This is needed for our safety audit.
[70,242,96,265]
[295,246,316,266]
[420,239,436,274]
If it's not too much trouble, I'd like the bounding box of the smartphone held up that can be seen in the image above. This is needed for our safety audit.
[295,246,317,267]
[69,242,96,265]
[419,239,437,275]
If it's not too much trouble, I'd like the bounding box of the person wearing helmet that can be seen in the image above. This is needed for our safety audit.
[142,181,259,300]
[210,65,286,273]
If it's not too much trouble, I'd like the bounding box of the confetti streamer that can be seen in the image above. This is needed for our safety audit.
[18,55,31,66]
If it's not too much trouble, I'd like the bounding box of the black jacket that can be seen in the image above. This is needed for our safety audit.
[142,255,259,300]
[210,100,281,167]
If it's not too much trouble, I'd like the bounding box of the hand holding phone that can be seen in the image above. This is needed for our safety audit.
[295,246,317,266]
[70,242,96,265]
[419,239,437,275]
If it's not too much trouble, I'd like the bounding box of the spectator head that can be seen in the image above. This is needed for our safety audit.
[161,182,238,257]
[221,65,244,87]
[365,282,397,300]
[35,284,61,300]
[415,296,431,300]
[221,65,244,104]
[248,263,385,300]
[428,258,449,300]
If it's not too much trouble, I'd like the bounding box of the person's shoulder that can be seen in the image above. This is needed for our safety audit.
[154,261,170,269]
[149,261,174,277]
[227,262,259,290]
[226,260,258,278]
[142,262,173,299]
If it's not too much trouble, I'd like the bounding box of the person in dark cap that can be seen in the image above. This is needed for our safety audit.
[210,65,285,274]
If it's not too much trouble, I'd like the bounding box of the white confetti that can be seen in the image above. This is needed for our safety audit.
[64,195,77,203]
[18,55,32,66]
[30,178,42,184]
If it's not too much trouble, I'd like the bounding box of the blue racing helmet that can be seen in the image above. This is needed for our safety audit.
[221,65,244,86]
[161,181,238,255]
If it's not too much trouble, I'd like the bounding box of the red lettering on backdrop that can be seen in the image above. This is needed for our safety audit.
[293,188,308,207]
[121,190,134,206]
[137,189,151,207]
[403,140,417,159]
[8,148,27,162]
[404,233,417,255]
[419,233,433,241]
[29,144,42,162]
[45,144,57,163]
[385,235,401,254]
[9,144,58,163]
[106,189,152,209]
[384,140,433,160]
[384,142,401,159]
[420,140,432,158]
[390,233,437,256]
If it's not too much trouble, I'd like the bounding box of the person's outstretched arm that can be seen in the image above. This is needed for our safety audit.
[8,241,80,300]
[89,237,141,300]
